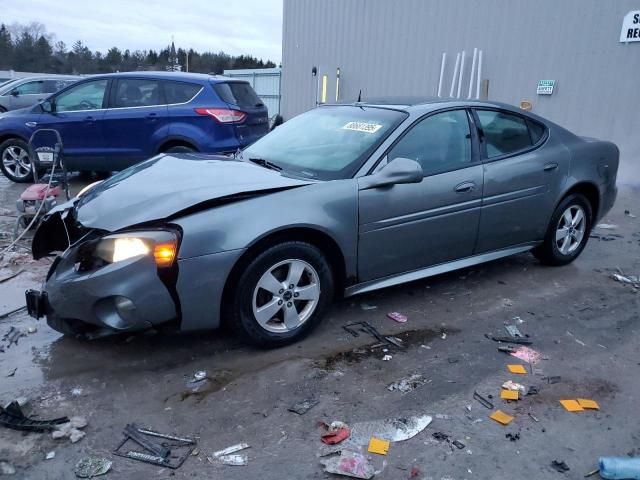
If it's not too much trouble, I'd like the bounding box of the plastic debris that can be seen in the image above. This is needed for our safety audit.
[6,367,16,377]
[559,400,584,412]
[488,334,532,345]
[347,413,432,446]
[360,303,377,311]
[527,386,540,396]
[190,371,207,383]
[596,223,618,229]
[321,422,351,445]
[114,424,195,469]
[387,312,407,323]
[510,346,542,364]
[551,460,570,473]
[432,432,449,441]
[70,387,83,397]
[382,354,392,361]
[490,410,514,426]
[0,401,68,432]
[387,374,427,393]
[473,391,494,409]
[502,381,525,394]
[625,209,637,218]
[505,325,524,338]
[543,375,561,384]
[321,450,375,479]
[52,417,88,443]
[46,451,55,460]
[507,364,527,374]
[209,443,250,466]
[599,457,640,479]
[367,437,390,455]
[288,398,318,415]
[611,273,640,287]
[2,327,25,348]
[501,389,519,401]
[452,440,465,449]
[577,399,600,410]
[74,457,112,478]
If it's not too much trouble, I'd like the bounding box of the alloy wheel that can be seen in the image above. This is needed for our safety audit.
[555,205,586,255]
[2,145,31,180]
[252,259,321,333]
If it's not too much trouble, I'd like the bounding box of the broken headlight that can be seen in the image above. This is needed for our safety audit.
[94,230,178,268]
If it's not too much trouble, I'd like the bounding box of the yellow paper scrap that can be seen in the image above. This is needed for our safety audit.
[507,364,527,374]
[560,399,584,412]
[367,437,390,455]
[490,410,514,425]
[501,389,519,400]
[577,399,600,410]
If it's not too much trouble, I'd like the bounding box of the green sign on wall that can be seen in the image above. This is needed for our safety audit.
[537,80,556,95]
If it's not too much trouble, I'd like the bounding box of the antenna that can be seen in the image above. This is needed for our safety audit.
[357,89,362,102]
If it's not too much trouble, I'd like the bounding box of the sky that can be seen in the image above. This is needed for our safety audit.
[2,0,283,63]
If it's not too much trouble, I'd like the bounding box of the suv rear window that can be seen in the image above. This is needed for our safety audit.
[213,82,262,108]
[163,81,201,104]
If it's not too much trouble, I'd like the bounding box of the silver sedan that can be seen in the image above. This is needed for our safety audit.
[27,98,618,347]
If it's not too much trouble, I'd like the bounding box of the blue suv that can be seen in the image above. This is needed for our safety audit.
[0,72,269,182]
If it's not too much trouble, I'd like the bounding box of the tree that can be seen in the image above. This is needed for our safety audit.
[0,24,12,69]
[1,21,278,75]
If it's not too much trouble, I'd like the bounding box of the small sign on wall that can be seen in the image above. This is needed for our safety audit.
[620,11,640,42]
[537,80,555,95]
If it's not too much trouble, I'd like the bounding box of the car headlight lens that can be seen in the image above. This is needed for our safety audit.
[94,230,178,268]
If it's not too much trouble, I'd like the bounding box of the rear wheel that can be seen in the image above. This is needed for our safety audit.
[533,193,592,266]
[230,242,334,347]
[0,138,33,183]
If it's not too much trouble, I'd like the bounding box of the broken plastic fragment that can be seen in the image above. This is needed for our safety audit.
[490,410,514,426]
[74,457,112,478]
[321,450,375,479]
[559,400,584,412]
[367,437,390,455]
[577,399,600,410]
[387,312,407,323]
[507,364,527,374]
[510,346,542,364]
[347,414,433,446]
[288,398,318,415]
[502,381,525,393]
[501,389,519,401]
[382,354,392,361]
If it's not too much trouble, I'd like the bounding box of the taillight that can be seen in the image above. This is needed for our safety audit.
[194,108,247,123]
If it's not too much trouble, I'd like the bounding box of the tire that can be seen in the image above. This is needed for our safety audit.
[533,193,592,266]
[164,145,195,154]
[229,241,334,348]
[0,106,7,113]
[0,138,33,183]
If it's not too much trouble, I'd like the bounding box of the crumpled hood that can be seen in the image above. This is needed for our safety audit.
[75,154,312,231]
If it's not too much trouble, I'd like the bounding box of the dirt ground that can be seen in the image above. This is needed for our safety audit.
[0,174,638,480]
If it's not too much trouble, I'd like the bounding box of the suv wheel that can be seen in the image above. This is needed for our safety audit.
[533,193,592,266]
[164,145,195,154]
[0,138,33,183]
[230,242,334,347]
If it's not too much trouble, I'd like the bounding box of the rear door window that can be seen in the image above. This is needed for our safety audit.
[114,78,163,108]
[476,110,532,158]
[15,80,47,95]
[163,81,201,104]
[214,82,263,108]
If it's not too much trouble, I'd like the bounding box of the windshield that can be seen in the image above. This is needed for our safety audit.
[242,105,407,180]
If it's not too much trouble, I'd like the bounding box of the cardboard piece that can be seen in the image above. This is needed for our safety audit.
[500,389,519,401]
[577,399,600,410]
[490,410,514,425]
[560,399,584,412]
[367,437,390,455]
[507,364,527,374]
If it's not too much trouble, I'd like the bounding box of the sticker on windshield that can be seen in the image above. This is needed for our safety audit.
[342,121,383,134]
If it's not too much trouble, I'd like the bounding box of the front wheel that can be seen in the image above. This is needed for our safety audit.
[533,193,592,266]
[230,242,334,347]
[0,138,33,183]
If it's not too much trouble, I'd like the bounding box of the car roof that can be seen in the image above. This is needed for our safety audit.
[335,96,527,114]
[83,71,245,84]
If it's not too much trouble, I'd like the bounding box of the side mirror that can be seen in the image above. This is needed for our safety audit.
[10,89,19,97]
[40,100,54,113]
[358,157,423,190]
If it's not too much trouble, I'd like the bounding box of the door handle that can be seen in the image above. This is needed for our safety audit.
[84,116,95,124]
[543,162,559,171]
[454,181,476,193]
[146,113,158,122]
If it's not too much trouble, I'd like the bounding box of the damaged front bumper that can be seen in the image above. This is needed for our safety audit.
[27,206,178,335]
